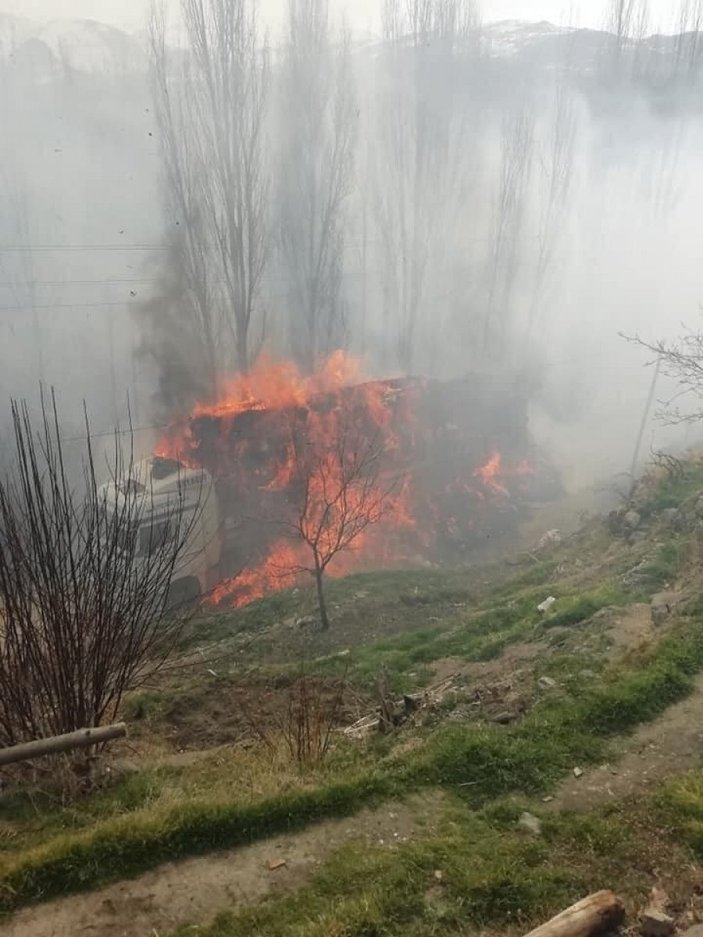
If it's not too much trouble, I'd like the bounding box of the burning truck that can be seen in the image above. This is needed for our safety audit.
[148,354,560,607]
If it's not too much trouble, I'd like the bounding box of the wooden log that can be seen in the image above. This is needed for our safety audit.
[0,723,127,767]
[523,891,625,937]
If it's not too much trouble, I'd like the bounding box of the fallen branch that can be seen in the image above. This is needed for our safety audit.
[522,890,625,937]
[343,674,459,737]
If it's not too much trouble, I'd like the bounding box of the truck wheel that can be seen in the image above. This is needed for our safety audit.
[167,576,201,612]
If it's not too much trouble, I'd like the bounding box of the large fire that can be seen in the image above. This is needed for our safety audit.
[155,351,549,607]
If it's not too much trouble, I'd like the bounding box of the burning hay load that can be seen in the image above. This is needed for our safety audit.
[155,353,560,608]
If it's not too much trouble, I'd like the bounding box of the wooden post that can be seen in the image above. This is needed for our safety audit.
[523,891,625,937]
[0,723,127,767]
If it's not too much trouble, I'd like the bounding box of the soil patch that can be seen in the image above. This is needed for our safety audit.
[2,791,445,937]
[139,676,369,752]
[549,671,703,811]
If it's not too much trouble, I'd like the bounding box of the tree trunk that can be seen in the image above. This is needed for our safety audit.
[314,565,330,630]
[522,891,625,937]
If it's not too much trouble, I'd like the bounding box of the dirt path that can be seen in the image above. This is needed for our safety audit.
[550,670,703,811]
[2,792,445,937]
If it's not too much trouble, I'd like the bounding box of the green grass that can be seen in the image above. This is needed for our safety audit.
[322,583,628,691]
[3,618,703,914]
[658,769,703,858]
[183,567,486,650]
[636,539,689,591]
[0,767,178,854]
[172,786,693,937]
[0,771,399,914]
[637,460,703,516]
[181,805,586,937]
[539,590,622,630]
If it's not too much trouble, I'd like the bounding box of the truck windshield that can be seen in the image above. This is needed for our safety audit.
[138,518,176,555]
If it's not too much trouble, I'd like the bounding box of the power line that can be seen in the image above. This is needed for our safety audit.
[0,277,161,288]
[63,423,167,442]
[0,233,506,255]
[0,300,139,311]
[0,244,168,253]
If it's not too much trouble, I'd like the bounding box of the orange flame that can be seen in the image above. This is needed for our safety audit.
[473,450,509,496]
[155,352,535,609]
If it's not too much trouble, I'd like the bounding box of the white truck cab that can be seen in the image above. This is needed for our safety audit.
[100,456,222,607]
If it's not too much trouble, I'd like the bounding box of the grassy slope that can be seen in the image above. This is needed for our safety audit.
[181,789,698,937]
[2,461,703,922]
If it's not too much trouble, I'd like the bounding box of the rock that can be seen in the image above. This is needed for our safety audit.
[268,858,288,871]
[518,811,542,835]
[433,869,443,882]
[294,615,315,629]
[493,711,516,725]
[538,676,557,690]
[640,908,675,937]
[579,669,596,680]
[573,766,584,778]
[624,509,642,530]
[648,886,670,912]
[651,591,684,625]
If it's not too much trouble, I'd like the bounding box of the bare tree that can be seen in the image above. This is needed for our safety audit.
[278,0,357,373]
[485,105,534,350]
[675,0,703,75]
[149,0,270,375]
[633,0,650,41]
[528,83,576,326]
[627,326,703,424]
[147,3,222,402]
[374,0,479,372]
[631,0,652,79]
[280,414,398,630]
[607,0,636,58]
[0,392,202,754]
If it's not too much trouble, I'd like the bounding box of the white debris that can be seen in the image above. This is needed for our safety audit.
[518,811,542,835]
[537,529,562,550]
[538,596,557,614]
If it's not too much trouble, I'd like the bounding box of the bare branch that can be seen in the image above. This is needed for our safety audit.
[0,394,204,759]
[275,408,401,630]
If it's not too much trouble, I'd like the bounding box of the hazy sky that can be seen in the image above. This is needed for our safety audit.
[0,0,681,35]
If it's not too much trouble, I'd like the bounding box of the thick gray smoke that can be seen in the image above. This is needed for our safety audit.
[1,2,702,483]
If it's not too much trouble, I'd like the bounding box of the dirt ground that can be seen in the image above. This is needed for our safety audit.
[2,791,445,937]
[147,677,369,752]
[549,670,703,812]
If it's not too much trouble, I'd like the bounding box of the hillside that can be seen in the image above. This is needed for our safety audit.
[4,457,703,935]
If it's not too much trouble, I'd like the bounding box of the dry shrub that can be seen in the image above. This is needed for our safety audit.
[244,671,347,768]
